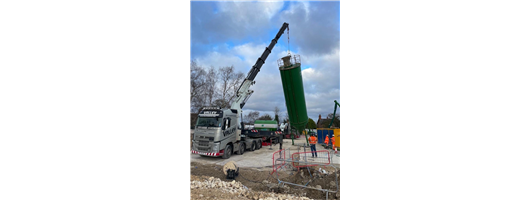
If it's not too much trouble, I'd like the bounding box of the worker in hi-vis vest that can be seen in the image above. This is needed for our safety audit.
[331,135,335,149]
[309,133,318,158]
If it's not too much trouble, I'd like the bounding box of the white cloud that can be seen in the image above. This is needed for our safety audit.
[194,42,282,75]
[194,51,245,71]
[299,47,340,119]
[218,1,284,20]
[277,1,340,56]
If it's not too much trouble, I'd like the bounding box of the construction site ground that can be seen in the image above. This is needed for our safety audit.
[190,130,341,200]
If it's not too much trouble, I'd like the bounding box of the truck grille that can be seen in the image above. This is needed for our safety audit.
[198,141,209,147]
[198,147,209,151]
[196,136,214,141]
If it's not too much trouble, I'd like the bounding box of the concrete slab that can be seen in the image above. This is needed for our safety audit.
[190,132,340,169]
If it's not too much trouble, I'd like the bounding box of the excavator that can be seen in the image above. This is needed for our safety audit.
[328,100,340,128]
[316,100,340,148]
[317,100,340,128]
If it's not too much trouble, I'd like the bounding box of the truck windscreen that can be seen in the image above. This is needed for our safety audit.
[196,117,221,127]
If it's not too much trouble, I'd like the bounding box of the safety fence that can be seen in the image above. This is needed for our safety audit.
[272,148,286,173]
[272,149,333,172]
[291,150,331,169]
[270,148,338,200]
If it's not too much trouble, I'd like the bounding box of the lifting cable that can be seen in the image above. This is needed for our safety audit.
[287,26,291,56]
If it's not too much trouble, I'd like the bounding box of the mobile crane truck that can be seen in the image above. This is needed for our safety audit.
[191,22,289,159]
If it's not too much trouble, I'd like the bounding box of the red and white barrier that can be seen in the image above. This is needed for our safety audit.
[191,150,223,156]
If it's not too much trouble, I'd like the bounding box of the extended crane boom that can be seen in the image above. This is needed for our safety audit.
[232,22,289,110]
[244,22,289,82]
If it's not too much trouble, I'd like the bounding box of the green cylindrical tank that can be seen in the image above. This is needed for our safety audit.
[278,55,308,136]
[254,120,278,131]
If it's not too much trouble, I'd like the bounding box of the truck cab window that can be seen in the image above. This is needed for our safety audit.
[196,117,221,128]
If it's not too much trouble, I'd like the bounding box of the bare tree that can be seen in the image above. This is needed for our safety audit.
[218,65,245,108]
[204,66,218,106]
[190,60,206,112]
[229,72,244,103]
[257,114,273,120]
[218,66,234,103]
[274,106,280,123]
[282,111,289,123]
[212,98,229,108]
[190,63,245,112]
[244,111,260,123]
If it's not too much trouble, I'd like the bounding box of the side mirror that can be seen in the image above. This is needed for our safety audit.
[221,119,226,130]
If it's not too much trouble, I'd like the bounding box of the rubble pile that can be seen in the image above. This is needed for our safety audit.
[191,176,314,200]
[191,177,248,195]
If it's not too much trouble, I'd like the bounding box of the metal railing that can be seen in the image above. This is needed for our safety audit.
[291,150,331,169]
[272,149,286,173]
[277,54,301,67]
[270,148,339,200]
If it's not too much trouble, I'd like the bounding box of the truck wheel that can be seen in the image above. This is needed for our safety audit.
[239,143,245,155]
[257,139,262,149]
[222,144,232,159]
[250,142,256,151]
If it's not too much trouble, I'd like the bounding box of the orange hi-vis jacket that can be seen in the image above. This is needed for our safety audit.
[309,136,318,145]
[324,136,329,145]
[331,137,335,145]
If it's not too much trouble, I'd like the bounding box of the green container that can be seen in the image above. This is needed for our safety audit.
[254,120,277,125]
[279,55,308,135]
[254,120,278,131]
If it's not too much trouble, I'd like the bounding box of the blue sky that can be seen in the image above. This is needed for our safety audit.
[191,1,340,122]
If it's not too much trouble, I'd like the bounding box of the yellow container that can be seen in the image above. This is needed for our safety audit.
[335,129,340,148]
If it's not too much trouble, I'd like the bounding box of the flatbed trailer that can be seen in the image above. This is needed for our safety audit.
[243,129,284,146]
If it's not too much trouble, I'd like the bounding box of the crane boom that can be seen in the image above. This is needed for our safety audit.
[244,22,289,82]
[231,22,289,110]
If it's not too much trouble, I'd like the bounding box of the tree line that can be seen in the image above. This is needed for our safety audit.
[307,113,340,129]
[190,60,245,113]
[243,106,284,124]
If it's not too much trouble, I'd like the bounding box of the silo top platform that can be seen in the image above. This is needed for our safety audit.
[278,54,301,70]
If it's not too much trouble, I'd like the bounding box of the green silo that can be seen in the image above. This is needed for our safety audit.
[278,55,308,144]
